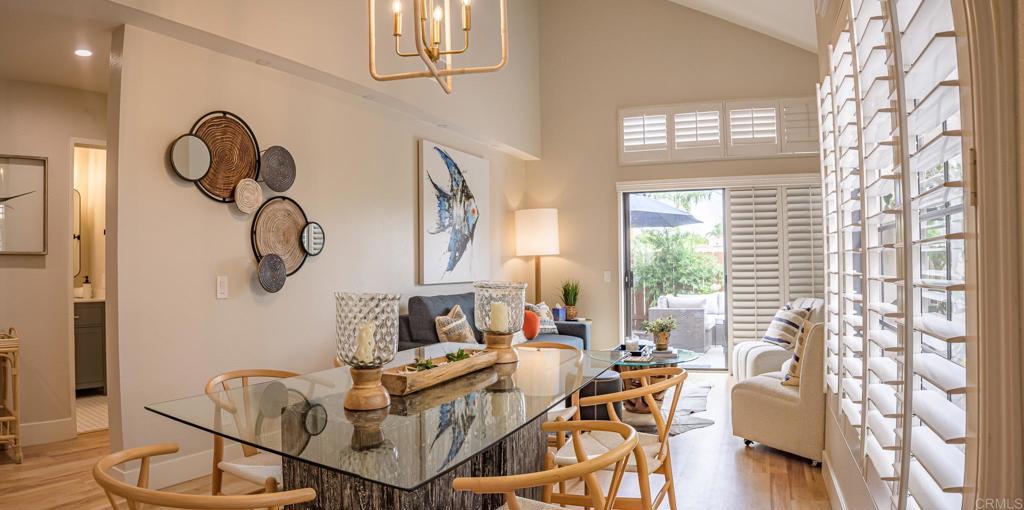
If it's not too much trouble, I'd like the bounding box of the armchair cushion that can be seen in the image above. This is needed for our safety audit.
[525,302,558,334]
[762,306,811,348]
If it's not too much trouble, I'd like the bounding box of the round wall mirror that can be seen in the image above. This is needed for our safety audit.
[170,134,212,181]
[301,222,325,256]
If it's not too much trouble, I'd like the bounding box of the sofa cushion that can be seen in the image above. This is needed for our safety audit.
[434,304,477,343]
[408,293,481,344]
[782,327,812,387]
[529,334,583,350]
[732,373,800,404]
[523,310,540,339]
[525,302,558,335]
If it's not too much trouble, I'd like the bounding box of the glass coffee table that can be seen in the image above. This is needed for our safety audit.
[613,348,700,414]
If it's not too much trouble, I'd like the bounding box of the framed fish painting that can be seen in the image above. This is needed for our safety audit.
[419,140,490,285]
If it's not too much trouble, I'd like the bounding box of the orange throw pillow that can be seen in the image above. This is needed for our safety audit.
[523,310,540,339]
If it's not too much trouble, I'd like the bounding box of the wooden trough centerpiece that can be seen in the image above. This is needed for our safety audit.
[381,348,497,396]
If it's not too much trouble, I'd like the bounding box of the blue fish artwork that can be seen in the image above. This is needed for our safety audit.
[426,147,479,275]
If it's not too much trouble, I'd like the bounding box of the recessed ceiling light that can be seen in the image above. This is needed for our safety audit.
[74,49,93,57]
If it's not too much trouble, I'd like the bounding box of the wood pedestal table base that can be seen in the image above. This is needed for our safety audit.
[283,415,545,510]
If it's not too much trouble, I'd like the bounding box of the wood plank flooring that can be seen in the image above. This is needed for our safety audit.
[0,374,829,510]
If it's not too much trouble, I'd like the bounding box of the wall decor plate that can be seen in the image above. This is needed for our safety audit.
[251,196,308,275]
[261,146,296,192]
[257,253,287,293]
[191,111,260,202]
[234,178,263,214]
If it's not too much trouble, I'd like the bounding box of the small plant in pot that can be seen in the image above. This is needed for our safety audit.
[642,317,677,351]
[560,280,581,320]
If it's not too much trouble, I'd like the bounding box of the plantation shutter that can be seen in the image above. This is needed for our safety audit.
[726,100,779,157]
[671,102,724,160]
[783,185,825,300]
[620,109,670,164]
[727,187,783,342]
[780,98,820,154]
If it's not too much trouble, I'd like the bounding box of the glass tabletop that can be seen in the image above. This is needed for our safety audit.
[603,349,701,366]
[146,343,623,491]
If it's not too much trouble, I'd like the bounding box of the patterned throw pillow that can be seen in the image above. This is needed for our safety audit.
[435,305,477,343]
[525,302,559,335]
[782,325,813,387]
[762,306,811,349]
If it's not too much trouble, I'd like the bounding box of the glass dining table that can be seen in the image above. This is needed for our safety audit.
[146,342,624,510]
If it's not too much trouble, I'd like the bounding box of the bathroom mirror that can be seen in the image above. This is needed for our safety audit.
[169,134,211,182]
[73,189,81,277]
[301,222,325,256]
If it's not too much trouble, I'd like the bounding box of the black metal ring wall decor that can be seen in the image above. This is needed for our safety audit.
[190,111,261,203]
[251,196,309,276]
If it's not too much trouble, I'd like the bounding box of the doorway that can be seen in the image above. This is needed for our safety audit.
[623,189,728,370]
[71,144,108,434]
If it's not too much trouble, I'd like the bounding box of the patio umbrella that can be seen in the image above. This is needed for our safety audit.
[628,194,702,228]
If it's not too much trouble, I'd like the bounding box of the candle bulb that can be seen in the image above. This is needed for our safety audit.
[354,321,376,365]
[392,0,403,36]
[432,5,443,47]
[462,0,471,31]
[489,302,510,333]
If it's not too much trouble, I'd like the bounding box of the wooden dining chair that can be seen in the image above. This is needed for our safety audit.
[205,369,299,496]
[549,367,687,510]
[93,442,316,510]
[453,420,639,510]
[515,342,583,446]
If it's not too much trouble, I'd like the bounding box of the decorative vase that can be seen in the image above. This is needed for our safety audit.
[336,292,400,411]
[474,281,527,364]
[655,331,670,351]
[566,305,578,320]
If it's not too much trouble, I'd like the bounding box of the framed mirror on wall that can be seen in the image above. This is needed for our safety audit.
[0,155,47,255]
[73,189,81,276]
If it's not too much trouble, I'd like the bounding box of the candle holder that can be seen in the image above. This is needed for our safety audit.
[336,292,400,411]
[474,281,526,364]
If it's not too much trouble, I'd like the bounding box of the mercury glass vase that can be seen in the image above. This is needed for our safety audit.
[335,292,400,369]
[473,281,527,334]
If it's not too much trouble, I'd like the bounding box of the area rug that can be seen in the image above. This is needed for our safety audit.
[620,379,715,436]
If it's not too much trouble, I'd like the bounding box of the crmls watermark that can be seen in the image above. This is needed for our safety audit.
[976,498,1024,509]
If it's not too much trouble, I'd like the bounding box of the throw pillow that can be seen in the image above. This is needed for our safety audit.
[762,305,811,349]
[435,304,477,343]
[525,302,559,335]
[523,310,541,339]
[782,326,813,387]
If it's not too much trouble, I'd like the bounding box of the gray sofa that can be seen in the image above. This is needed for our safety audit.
[398,292,591,352]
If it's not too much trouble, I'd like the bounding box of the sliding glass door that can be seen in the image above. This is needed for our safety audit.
[623,189,727,369]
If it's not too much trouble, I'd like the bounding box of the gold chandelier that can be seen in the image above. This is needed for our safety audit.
[368,0,508,94]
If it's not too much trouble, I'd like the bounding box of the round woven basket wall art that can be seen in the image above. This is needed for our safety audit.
[261,146,296,192]
[251,196,308,275]
[234,178,263,214]
[257,254,287,293]
[191,111,260,202]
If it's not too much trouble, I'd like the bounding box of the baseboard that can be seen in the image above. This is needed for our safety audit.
[116,443,243,489]
[20,417,76,446]
[822,450,846,510]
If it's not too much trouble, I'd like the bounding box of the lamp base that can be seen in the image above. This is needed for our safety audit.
[484,332,518,364]
[343,367,391,411]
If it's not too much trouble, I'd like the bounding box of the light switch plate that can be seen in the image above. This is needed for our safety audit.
[216,275,229,299]
[604,271,612,283]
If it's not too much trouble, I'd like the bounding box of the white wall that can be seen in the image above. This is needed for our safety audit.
[109,25,531,485]
[0,79,106,444]
[103,0,542,158]
[525,0,821,348]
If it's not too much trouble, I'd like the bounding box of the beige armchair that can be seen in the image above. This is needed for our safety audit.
[730,322,824,463]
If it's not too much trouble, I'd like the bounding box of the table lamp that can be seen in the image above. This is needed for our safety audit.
[515,208,560,303]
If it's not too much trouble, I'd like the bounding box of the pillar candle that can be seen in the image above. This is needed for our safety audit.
[354,322,376,364]
[489,302,509,332]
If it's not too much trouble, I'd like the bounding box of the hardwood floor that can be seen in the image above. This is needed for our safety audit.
[0,374,829,510]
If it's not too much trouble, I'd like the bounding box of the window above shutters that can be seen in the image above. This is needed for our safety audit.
[620,108,670,164]
[619,97,817,166]
[727,100,780,157]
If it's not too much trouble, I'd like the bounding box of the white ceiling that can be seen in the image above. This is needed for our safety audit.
[0,6,116,93]
[667,0,817,53]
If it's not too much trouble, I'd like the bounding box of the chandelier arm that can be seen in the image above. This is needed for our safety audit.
[395,35,420,58]
[412,0,453,93]
[439,30,470,56]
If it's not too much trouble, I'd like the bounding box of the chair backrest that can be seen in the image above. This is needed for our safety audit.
[797,322,825,399]
[578,367,687,457]
[452,421,638,510]
[93,443,315,510]
[205,369,299,458]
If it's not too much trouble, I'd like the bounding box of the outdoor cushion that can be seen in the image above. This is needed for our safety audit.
[662,294,707,309]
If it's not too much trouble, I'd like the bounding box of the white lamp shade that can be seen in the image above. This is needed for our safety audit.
[515,209,560,256]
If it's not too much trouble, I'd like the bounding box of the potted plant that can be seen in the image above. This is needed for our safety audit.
[642,317,677,351]
[560,280,581,320]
